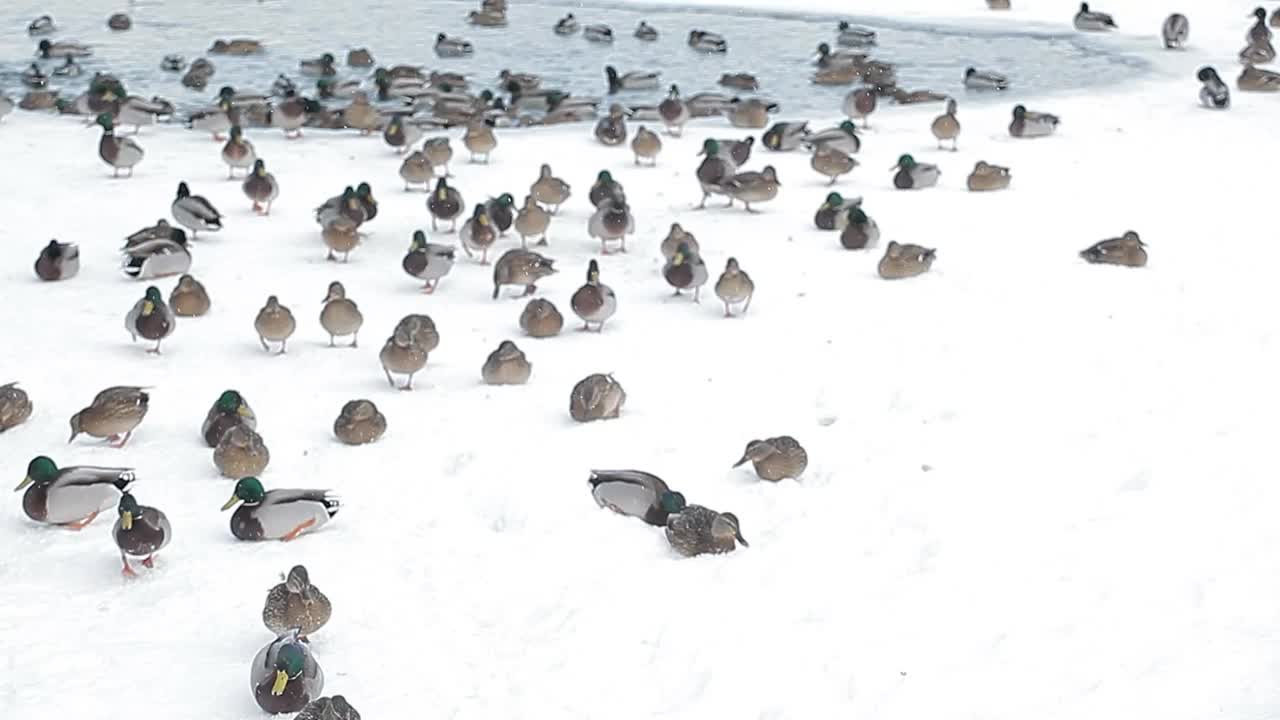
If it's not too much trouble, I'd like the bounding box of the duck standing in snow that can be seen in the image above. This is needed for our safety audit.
[841,206,880,249]
[805,120,860,155]
[251,629,324,714]
[734,436,807,481]
[531,164,571,213]
[221,125,256,179]
[666,505,748,557]
[0,383,33,433]
[170,274,211,317]
[492,249,556,299]
[589,470,685,526]
[35,240,79,281]
[515,195,551,247]
[187,89,236,140]
[570,374,626,421]
[263,565,332,638]
[763,122,810,152]
[1196,67,1230,108]
[320,281,362,347]
[595,104,628,145]
[630,126,662,165]
[588,198,635,254]
[589,171,626,208]
[664,242,709,301]
[96,113,144,178]
[213,425,270,479]
[113,492,170,576]
[931,98,961,151]
[121,228,193,282]
[811,147,857,185]
[334,399,385,445]
[429,177,465,231]
[383,114,422,154]
[242,159,279,215]
[202,390,256,447]
[1009,104,1060,138]
[844,87,877,128]
[16,456,134,529]
[223,477,339,542]
[696,139,735,209]
[1080,231,1147,267]
[125,286,175,353]
[714,258,753,317]
[1237,64,1280,91]
[379,318,430,390]
[658,85,690,136]
[463,120,497,162]
[402,230,456,293]
[723,166,781,212]
[481,341,532,385]
[570,259,617,331]
[967,161,1012,191]
[1249,7,1273,45]
[68,386,149,448]
[1162,13,1189,48]
[520,299,563,337]
[254,296,296,354]
[399,149,432,191]
[484,193,516,235]
[274,92,321,139]
[460,204,498,263]
[878,241,936,279]
[172,182,222,237]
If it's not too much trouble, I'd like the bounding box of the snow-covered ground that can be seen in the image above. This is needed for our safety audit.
[3,1,1279,718]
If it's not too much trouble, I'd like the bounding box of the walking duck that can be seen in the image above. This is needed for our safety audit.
[664,242,709,301]
[113,491,171,576]
[125,286,176,353]
[571,259,617,331]
[714,258,754,317]
[254,296,296,354]
[69,386,149,447]
[320,281,362,347]
[402,230,456,293]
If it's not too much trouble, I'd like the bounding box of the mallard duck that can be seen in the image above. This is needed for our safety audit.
[723,166,781,212]
[696,139,735,208]
[1074,2,1116,30]
[35,240,79,281]
[594,104,627,145]
[964,67,1009,90]
[499,69,540,91]
[734,436,807,480]
[814,42,865,68]
[400,150,432,191]
[661,223,700,260]
[125,286,175,353]
[843,88,876,128]
[0,383,33,433]
[469,9,507,26]
[297,695,360,720]
[67,386,148,448]
[717,135,755,164]
[727,97,777,129]
[1240,40,1276,64]
[53,56,82,78]
[666,505,747,557]
[213,424,270,478]
[274,92,322,139]
[334,400,385,445]
[170,274,210,317]
[319,281,362,347]
[264,565,332,637]
[1238,64,1280,90]
[583,24,614,43]
[635,21,658,40]
[379,318,430,390]
[482,341,532,385]
[209,39,263,55]
[688,29,728,53]
[836,21,877,46]
[224,477,339,542]
[435,33,473,58]
[930,98,961,151]
[878,241,936,279]
[657,85,690,137]
[813,64,861,86]
[347,48,373,67]
[1249,7,1273,44]
[718,73,758,91]
[554,13,579,35]
[120,225,190,280]
[570,374,625,421]
[424,178,464,233]
[840,206,880,249]
[1009,104,1060,137]
[1162,13,1189,48]
[113,492,170,576]
[96,113,144,178]
[28,15,55,35]
[37,39,91,58]
[663,243,709,301]
[383,114,422,154]
[492,249,556,299]
[1198,68,1229,107]
[811,147,857,185]
[686,91,733,117]
[589,470,685,525]
[242,159,279,215]
[20,89,58,110]
[402,230,455,293]
[484,193,516,234]
[321,206,362,262]
[21,64,48,89]
[255,296,296,354]
[221,125,256,179]
[161,55,185,72]
[316,78,360,100]
[531,164,571,213]
[420,137,452,176]
[202,390,255,447]
[460,204,497,263]
[1081,231,1147,267]
[520,299,563,337]
[967,161,1011,191]
[804,121,860,155]
[893,88,947,104]
[16,456,134,529]
[514,195,551,247]
[589,170,626,208]
[588,198,635,254]
[172,182,222,237]
[714,258,753,317]
[630,125,662,166]
[568,259,617,331]
[300,53,336,77]
[463,120,496,162]
[813,192,861,231]
[605,66,660,94]
[187,90,237,141]
[763,122,809,152]
[892,154,940,189]
[251,629,325,713]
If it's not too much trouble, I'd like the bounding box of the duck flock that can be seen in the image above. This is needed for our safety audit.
[3,0,1280,715]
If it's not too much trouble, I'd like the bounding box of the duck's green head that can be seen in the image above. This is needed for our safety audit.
[596,170,612,183]
[374,67,388,81]
[700,138,719,156]
[496,193,514,207]
[16,456,58,491]
[840,120,857,133]
[411,230,428,250]
[817,42,831,55]
[659,491,686,514]
[357,182,374,201]
[95,113,114,131]
[142,286,163,314]
[825,192,843,207]
[222,476,265,510]
[897,154,916,169]
[271,642,306,695]
[117,492,140,530]
[672,242,691,265]
[848,206,868,224]
[322,53,335,64]
[218,86,234,100]
[229,125,243,140]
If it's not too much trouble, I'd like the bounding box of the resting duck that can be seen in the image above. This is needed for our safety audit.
[583,24,614,43]
[804,120,860,155]
[21,63,48,89]
[666,505,748,557]
[0,383,33,433]
[520,298,563,337]
[814,192,861,231]
[688,29,727,53]
[113,492,171,576]
[16,455,134,529]
[1080,231,1147,267]
[840,206,880,249]
[37,39,91,58]
[718,73,759,91]
[172,182,222,237]
[435,33,473,58]
[589,470,685,526]
[1074,2,1117,31]
[1009,104,1060,137]
[124,286,175,353]
[299,53,336,77]
[213,424,270,480]
[251,629,324,714]
[635,21,659,40]
[1238,64,1280,91]
[714,258,754,316]
[96,113,144,178]
[297,697,360,720]
[53,56,82,77]
[967,161,1012,191]
[663,242,709,301]
[836,21,877,46]
[606,66,660,93]
[209,39,263,55]
[469,10,507,27]
[403,230,456,293]
[170,274,211,317]
[814,42,865,68]
[723,166,781,212]
[569,374,626,422]
[263,565,332,637]
[202,389,256,447]
[482,341,532,385]
[893,88,948,104]
[121,228,190,280]
[35,240,79,281]
[492,249,556,299]
[878,241,936,279]
[554,13,579,35]
[1162,13,1189,49]
[811,147,857,185]
[274,92,321,139]
[892,154,940,189]
[531,164,571,213]
[734,436,807,481]
[964,67,1009,90]
[334,400,386,445]
[570,259,617,331]
[222,476,340,542]
[28,15,56,35]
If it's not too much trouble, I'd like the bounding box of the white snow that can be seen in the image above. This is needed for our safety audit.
[3,1,1279,718]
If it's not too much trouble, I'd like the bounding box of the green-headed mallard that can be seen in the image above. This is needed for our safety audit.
[814,192,861,231]
[113,491,170,576]
[35,239,79,281]
[570,373,625,422]
[588,198,635,254]
[531,164,571,213]
[402,230,455,293]
[482,340,532,385]
[719,73,758,91]
[514,195,551,247]
[520,298,563,337]
[69,386,149,447]
[170,274,210,317]
[931,98,961,151]
[121,227,190,280]
[666,505,747,557]
[1198,67,1231,108]
[589,170,625,208]
[635,21,659,40]
[735,436,807,481]
[804,121,860,155]
[1080,231,1147,267]
[714,258,753,316]
[492,248,556,299]
[964,67,1009,90]
[840,206,880,250]
[95,113,144,178]
[499,69,540,91]
[967,161,1011,191]
[16,455,134,528]
[483,193,516,234]
[1074,2,1116,31]
[554,13,579,35]
[37,39,91,58]
[836,22,877,46]
[273,91,322,139]
[461,204,497,263]
[0,383,33,432]
[606,66,660,93]
[221,125,256,179]
[723,166,780,212]
[428,177,464,232]
[263,565,332,637]
[764,122,810,151]
[379,317,431,390]
[242,159,279,215]
[125,286,175,353]
[571,259,617,331]
[663,242,709,301]
[584,24,614,43]
[334,399,385,445]
[696,139,734,209]
[435,33,474,57]
[462,119,497,162]
[878,241,936,279]
[223,477,339,542]
[252,629,325,714]
[255,295,296,354]
[1238,64,1280,91]
[1009,104,1060,137]
[300,53,336,77]
[172,181,222,237]
[595,103,628,145]
[383,114,422,154]
[811,147,857,185]
[892,154,940,189]
[589,470,685,525]
[688,29,728,53]
[658,84,689,136]
[320,281,362,347]
[203,389,256,447]
[214,424,270,479]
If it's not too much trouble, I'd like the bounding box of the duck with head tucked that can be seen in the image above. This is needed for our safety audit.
[570,374,626,422]
[482,341,532,385]
[214,425,270,479]
[967,161,1012,191]
[734,436,807,481]
[1197,67,1230,108]
[263,565,332,638]
[878,241,936,279]
[16,455,134,529]
[1009,104,1060,137]
[69,386,149,448]
[666,505,747,557]
[223,476,339,542]
[520,299,564,338]
[334,399,386,445]
[35,240,79,281]
[1080,231,1147,267]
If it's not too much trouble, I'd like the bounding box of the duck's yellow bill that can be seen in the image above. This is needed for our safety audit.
[220,495,241,511]
[121,511,133,530]
[237,405,253,418]
[142,300,155,316]
[14,476,33,492]
[271,670,289,696]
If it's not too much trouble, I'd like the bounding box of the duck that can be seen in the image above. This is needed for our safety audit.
[804,121,860,155]
[1162,13,1189,48]
[112,491,170,576]
[428,177,465,232]
[318,281,362,348]
[554,13,580,35]
[1080,231,1147,267]
[594,104,628,146]
[347,48,374,67]
[570,259,617,331]
[95,114,144,178]
[481,193,516,235]
[68,387,149,448]
[482,341,532,385]
[688,29,728,53]
[161,55,186,72]
[514,195,551,247]
[413,138,450,181]
[402,230,456,293]
[21,64,48,89]
[588,198,635,254]
[254,296,296,354]
[606,66,660,93]
[383,114,422,154]
[1074,2,1117,31]
[967,161,1012,191]
[171,182,222,237]
[570,374,626,422]
[723,166,781,212]
[811,147,857,185]
[37,39,91,58]
[223,477,339,542]
[843,88,877,128]
[52,56,82,78]
[35,240,79,281]
[727,97,777,129]
[1009,104,1060,137]
[274,92,322,139]
[663,243,709,301]
[878,241,936,279]
[16,456,134,529]
[499,69,541,91]
[893,88,948,104]
[221,125,257,178]
[892,154,940,189]
[1273,7,1280,29]
[531,164,571,213]
[435,33,474,58]
[125,286,175,353]
[589,170,626,208]
[812,64,861,86]
[631,125,661,166]
[840,206,880,249]
[297,695,361,720]
[316,187,361,233]
[28,15,56,35]
[763,122,809,152]
[1249,7,1273,45]
[666,505,747,557]
[734,436,807,481]
[688,91,734,116]
[20,90,58,110]
[299,53,336,77]
[814,42,866,68]
[0,383,32,433]
[187,90,237,140]
[589,470,685,526]
[334,400,386,445]
[463,120,497,162]
[658,224,698,263]
[696,139,736,208]
[379,318,431,390]
[718,73,759,91]
[263,565,332,637]
[583,24,614,43]
[242,159,279,215]
[836,21,878,46]
[1237,64,1280,91]
[635,21,659,40]
[1239,40,1276,65]
[988,0,1012,7]
[931,98,961,150]
[209,39,263,55]
[658,85,690,136]
[520,298,564,337]
[213,424,270,479]
[316,78,360,100]
[964,67,1009,90]
[251,629,325,714]
[121,228,190,280]
[202,390,256,447]
[469,10,507,27]
[814,192,862,231]
[714,258,754,317]
[170,274,211,317]
[492,249,557,299]
[461,204,498,263]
